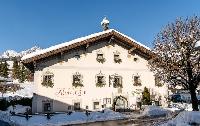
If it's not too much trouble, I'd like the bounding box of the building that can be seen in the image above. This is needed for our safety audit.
[22,18,168,113]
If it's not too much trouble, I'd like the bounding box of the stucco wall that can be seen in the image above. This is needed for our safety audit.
[32,40,168,113]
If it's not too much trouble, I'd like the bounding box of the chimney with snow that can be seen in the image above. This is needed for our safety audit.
[101,17,109,31]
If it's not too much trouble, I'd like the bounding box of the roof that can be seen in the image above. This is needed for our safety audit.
[22,29,152,64]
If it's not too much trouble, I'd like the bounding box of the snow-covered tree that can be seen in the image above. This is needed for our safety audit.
[19,65,26,83]
[0,61,9,78]
[12,59,20,79]
[149,16,200,111]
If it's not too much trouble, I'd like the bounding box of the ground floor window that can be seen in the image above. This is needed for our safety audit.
[93,102,100,110]
[74,102,80,110]
[43,102,52,112]
[103,98,111,104]
[68,106,72,110]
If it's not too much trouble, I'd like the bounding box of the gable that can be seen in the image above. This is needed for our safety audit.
[22,29,153,70]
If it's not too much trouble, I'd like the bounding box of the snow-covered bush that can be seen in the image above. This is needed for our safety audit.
[161,111,200,126]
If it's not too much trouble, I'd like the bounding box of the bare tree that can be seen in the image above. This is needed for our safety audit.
[149,16,200,111]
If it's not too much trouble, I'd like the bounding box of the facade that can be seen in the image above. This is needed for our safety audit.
[22,24,168,113]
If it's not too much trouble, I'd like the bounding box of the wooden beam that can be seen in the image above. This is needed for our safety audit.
[108,36,115,43]
[128,47,136,54]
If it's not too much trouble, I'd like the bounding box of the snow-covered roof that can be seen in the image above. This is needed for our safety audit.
[22,29,151,64]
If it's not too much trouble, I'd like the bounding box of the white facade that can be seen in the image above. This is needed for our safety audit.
[23,29,168,113]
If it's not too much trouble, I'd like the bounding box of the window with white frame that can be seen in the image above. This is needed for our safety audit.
[93,102,100,110]
[72,72,83,87]
[96,71,106,87]
[110,74,123,88]
[133,74,141,86]
[41,71,54,88]
[155,75,163,87]
[96,50,105,63]
[113,51,122,63]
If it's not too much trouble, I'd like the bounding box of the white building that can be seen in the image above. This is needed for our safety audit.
[22,19,168,113]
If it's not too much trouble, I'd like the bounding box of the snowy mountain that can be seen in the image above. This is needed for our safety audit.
[0,46,42,59]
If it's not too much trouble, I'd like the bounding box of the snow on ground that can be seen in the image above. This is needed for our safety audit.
[165,103,194,112]
[142,106,170,117]
[161,111,200,126]
[0,109,128,126]
[7,105,31,114]
[0,82,34,99]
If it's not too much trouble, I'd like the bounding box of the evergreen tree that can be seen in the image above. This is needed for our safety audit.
[142,87,151,105]
[0,61,3,76]
[12,59,20,79]
[19,65,26,83]
[1,61,9,78]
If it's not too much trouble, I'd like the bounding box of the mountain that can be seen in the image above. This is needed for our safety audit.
[0,46,42,59]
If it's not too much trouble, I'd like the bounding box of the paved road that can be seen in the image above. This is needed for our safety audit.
[0,120,10,126]
[66,119,135,126]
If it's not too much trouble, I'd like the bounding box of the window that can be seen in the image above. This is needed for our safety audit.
[113,51,122,63]
[155,76,163,87]
[103,98,111,104]
[111,75,122,88]
[43,103,51,112]
[74,102,80,110]
[75,53,80,59]
[134,58,138,62]
[96,71,106,87]
[41,74,54,88]
[96,51,106,63]
[72,72,83,87]
[133,76,141,86]
[68,106,72,110]
[93,102,100,110]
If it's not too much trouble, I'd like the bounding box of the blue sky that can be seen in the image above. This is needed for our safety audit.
[0,0,200,54]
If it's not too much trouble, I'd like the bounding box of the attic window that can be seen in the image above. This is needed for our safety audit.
[96,51,105,63]
[114,51,122,63]
[134,57,138,62]
[75,53,80,59]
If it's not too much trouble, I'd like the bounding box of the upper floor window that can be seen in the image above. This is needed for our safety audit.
[75,53,80,60]
[96,71,106,87]
[133,75,141,86]
[96,50,106,63]
[155,75,163,87]
[109,74,123,88]
[72,72,83,88]
[113,51,122,63]
[41,71,54,88]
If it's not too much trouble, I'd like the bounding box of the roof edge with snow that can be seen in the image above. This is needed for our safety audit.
[22,29,152,64]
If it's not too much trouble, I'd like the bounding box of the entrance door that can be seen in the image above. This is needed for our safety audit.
[113,96,128,112]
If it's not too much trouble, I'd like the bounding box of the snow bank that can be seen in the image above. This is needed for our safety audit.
[0,109,127,126]
[161,111,200,126]
[7,105,31,114]
[143,106,169,117]
[0,82,34,99]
